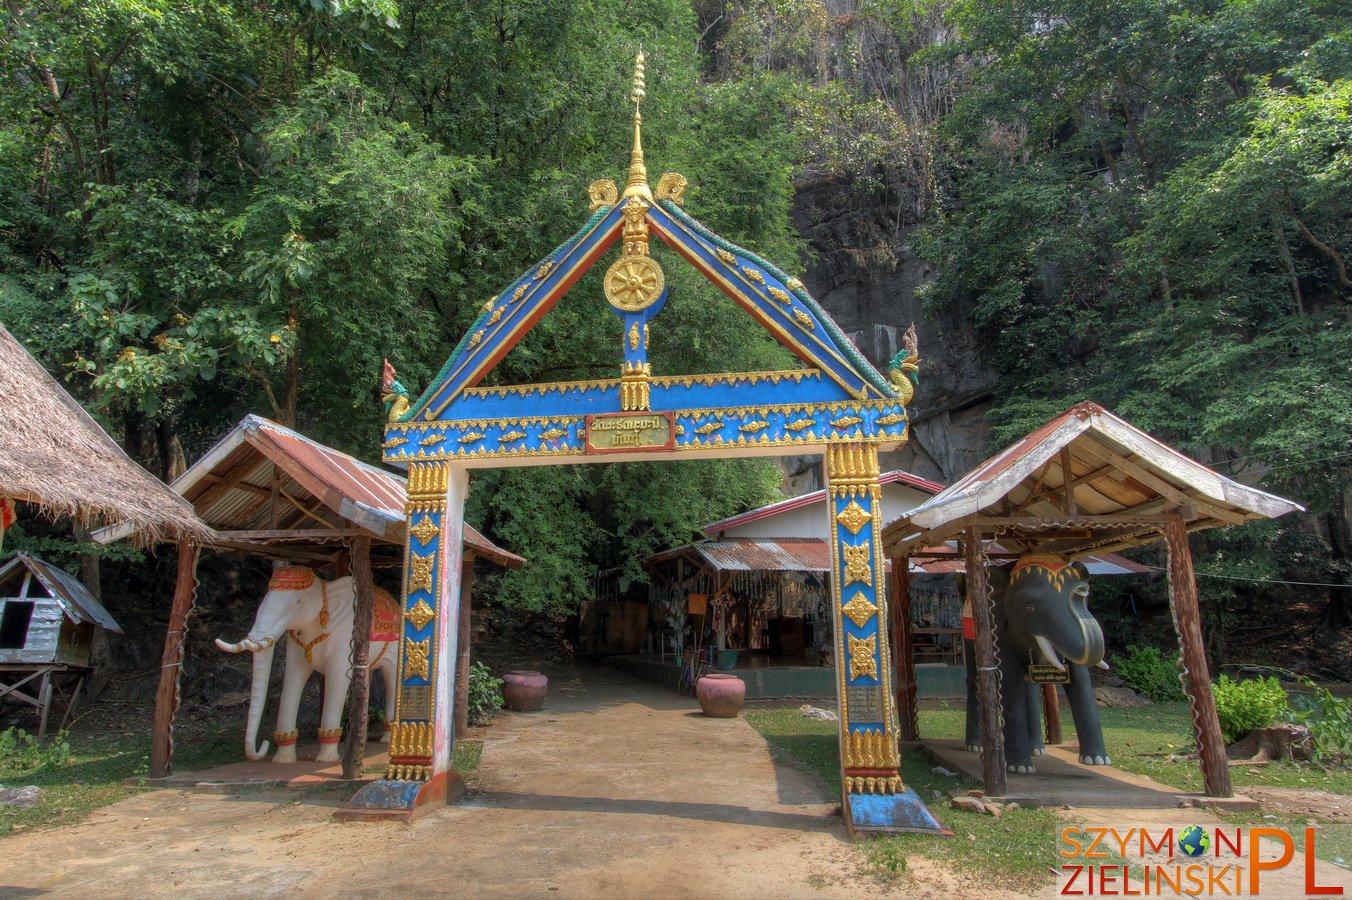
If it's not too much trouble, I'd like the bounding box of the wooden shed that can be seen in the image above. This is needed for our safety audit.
[0,552,123,736]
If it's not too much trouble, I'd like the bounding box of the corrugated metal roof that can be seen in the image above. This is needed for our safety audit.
[0,553,123,633]
[702,471,943,537]
[95,415,523,568]
[883,402,1303,557]
[646,537,1147,578]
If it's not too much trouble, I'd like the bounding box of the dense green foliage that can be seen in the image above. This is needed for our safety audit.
[908,0,1352,622]
[2,0,1348,621]
[1289,683,1352,765]
[1213,674,1289,742]
[1114,644,1187,703]
[0,0,799,610]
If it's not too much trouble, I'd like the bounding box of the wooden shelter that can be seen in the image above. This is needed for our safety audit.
[0,323,211,547]
[95,414,524,778]
[881,401,1303,798]
[0,552,123,736]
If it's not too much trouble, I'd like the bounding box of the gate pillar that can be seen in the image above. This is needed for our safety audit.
[826,443,944,835]
[337,460,468,822]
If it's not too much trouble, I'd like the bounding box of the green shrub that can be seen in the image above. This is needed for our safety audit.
[1287,683,1352,765]
[1213,674,1288,743]
[1114,645,1185,702]
[468,663,504,726]
[0,727,71,775]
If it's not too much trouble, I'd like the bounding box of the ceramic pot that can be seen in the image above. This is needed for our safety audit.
[502,670,548,712]
[696,673,745,718]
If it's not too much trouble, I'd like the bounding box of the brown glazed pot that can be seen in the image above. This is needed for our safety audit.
[696,673,746,718]
[502,670,548,712]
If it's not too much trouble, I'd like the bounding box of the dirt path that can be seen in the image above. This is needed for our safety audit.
[0,664,1045,899]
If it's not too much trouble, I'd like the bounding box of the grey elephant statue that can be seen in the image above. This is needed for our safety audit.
[962,554,1111,772]
[215,566,399,764]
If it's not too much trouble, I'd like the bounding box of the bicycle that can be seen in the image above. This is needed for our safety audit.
[677,653,713,696]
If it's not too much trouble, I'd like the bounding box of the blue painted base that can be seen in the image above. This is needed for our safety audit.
[846,786,951,836]
[333,772,466,825]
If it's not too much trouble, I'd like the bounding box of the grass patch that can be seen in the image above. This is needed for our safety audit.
[0,719,239,838]
[745,706,1062,890]
[453,739,484,778]
[920,700,1352,795]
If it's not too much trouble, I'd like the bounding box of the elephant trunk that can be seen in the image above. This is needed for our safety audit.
[242,642,277,761]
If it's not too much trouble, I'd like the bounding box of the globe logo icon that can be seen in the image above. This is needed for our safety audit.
[1179,825,1211,858]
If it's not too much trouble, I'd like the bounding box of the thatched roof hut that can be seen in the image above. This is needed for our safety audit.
[0,323,211,545]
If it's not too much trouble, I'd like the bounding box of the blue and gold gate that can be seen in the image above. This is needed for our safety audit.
[343,53,939,835]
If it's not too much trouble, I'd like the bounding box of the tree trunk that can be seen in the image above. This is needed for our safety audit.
[282,301,300,428]
[342,536,375,780]
[1323,505,1352,628]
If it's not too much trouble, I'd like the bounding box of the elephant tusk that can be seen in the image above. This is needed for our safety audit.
[1096,659,1111,671]
[215,638,244,654]
[1034,635,1066,671]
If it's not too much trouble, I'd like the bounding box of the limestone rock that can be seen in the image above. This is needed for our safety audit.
[1095,686,1150,708]
[0,786,44,808]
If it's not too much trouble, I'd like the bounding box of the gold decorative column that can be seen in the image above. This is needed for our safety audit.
[387,460,468,782]
[825,442,903,795]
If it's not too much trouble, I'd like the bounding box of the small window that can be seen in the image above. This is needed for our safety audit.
[0,601,35,649]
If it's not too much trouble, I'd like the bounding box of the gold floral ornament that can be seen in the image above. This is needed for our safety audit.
[835,500,873,535]
[408,555,434,594]
[842,543,872,586]
[409,516,439,546]
[405,598,435,631]
[604,255,665,312]
[842,595,878,628]
[849,634,879,680]
[404,637,431,680]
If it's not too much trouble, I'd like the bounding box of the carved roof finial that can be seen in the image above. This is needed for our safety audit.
[623,48,652,201]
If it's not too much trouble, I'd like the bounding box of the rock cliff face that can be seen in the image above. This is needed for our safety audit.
[783,178,1000,493]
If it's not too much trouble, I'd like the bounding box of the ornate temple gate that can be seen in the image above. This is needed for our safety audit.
[338,55,941,834]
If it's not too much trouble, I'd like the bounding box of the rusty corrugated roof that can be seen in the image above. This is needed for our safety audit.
[0,552,123,633]
[883,402,1303,557]
[646,536,1146,578]
[95,415,523,568]
[702,471,943,537]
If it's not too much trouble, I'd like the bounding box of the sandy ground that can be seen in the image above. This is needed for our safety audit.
[3,664,1346,899]
[0,665,1046,900]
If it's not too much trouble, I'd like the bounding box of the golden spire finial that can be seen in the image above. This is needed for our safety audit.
[623,48,652,201]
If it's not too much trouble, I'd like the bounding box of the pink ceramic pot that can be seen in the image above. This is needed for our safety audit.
[696,673,746,718]
[502,670,548,711]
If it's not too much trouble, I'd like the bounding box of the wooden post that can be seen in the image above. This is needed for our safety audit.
[891,558,919,741]
[1042,683,1063,745]
[454,554,475,737]
[150,541,199,778]
[36,670,52,739]
[1164,517,1232,797]
[965,526,1006,797]
[342,535,376,780]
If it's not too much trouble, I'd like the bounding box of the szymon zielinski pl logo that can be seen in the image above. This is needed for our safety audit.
[1060,825,1344,896]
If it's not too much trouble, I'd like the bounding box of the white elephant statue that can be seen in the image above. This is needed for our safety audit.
[215,566,399,764]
